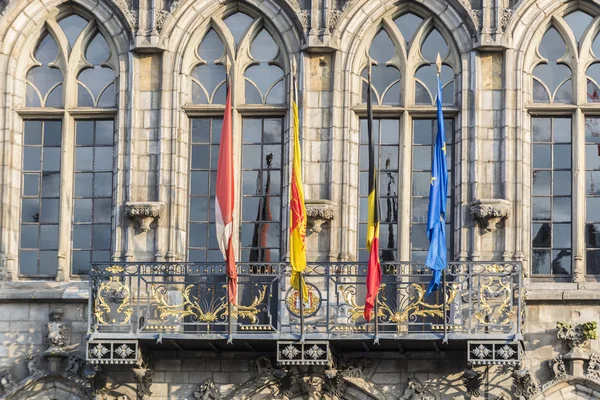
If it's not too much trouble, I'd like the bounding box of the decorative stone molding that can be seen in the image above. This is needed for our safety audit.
[542,355,567,391]
[512,369,540,399]
[470,199,511,233]
[462,366,484,398]
[126,202,164,233]
[588,353,600,383]
[557,321,598,349]
[0,353,106,398]
[114,0,138,30]
[193,378,221,399]
[399,378,436,400]
[499,8,514,33]
[305,199,336,233]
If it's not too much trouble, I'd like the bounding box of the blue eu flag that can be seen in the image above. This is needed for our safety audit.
[426,57,448,295]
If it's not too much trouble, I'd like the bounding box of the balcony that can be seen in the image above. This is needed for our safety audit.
[88,261,523,345]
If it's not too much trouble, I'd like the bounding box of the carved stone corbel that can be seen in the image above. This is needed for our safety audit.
[512,369,540,399]
[305,199,336,233]
[126,202,164,233]
[557,321,597,377]
[470,199,511,233]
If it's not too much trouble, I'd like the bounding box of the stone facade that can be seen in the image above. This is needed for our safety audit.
[0,0,599,399]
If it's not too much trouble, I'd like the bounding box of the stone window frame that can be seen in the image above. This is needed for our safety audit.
[0,3,131,283]
[337,3,464,263]
[523,3,600,284]
[177,3,295,262]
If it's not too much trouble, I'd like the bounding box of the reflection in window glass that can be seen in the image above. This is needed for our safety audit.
[586,118,600,274]
[188,118,223,263]
[531,117,572,276]
[241,118,282,264]
[411,119,453,263]
[20,121,62,276]
[72,121,114,275]
[358,119,399,263]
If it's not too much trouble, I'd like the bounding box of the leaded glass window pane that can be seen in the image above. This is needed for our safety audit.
[241,118,282,262]
[20,121,62,276]
[188,118,222,263]
[533,29,572,104]
[72,121,114,275]
[411,119,453,263]
[358,119,400,262]
[585,117,600,275]
[531,117,572,276]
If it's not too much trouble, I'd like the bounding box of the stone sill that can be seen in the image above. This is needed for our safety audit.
[526,282,600,301]
[0,281,89,302]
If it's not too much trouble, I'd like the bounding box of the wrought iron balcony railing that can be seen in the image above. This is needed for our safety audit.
[88,261,523,341]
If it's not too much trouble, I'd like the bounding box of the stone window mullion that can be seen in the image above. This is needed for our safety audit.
[573,109,586,282]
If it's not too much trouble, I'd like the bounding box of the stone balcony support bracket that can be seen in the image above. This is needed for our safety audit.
[125,202,165,233]
[470,199,511,233]
[305,199,337,233]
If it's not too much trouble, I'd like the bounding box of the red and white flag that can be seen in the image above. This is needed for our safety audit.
[215,84,237,304]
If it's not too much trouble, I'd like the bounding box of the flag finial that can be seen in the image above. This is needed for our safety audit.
[366,48,372,76]
[436,53,442,74]
[291,55,297,78]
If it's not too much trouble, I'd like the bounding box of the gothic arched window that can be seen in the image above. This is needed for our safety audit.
[20,14,118,277]
[186,10,287,263]
[357,12,459,263]
[529,9,600,278]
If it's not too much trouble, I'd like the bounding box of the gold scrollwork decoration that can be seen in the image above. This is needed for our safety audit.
[93,273,133,325]
[151,284,268,325]
[231,286,268,324]
[474,276,514,326]
[152,284,227,323]
[339,283,457,324]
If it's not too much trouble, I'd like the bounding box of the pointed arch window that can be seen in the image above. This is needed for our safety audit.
[186,10,287,263]
[20,14,118,278]
[357,12,459,262]
[528,9,600,279]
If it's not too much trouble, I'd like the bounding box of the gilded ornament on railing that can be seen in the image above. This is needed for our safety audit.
[473,274,514,326]
[93,274,133,325]
[339,283,457,324]
[230,286,267,324]
[151,284,267,325]
[286,283,321,317]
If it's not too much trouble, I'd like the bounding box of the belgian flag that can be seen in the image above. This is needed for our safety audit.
[364,59,381,322]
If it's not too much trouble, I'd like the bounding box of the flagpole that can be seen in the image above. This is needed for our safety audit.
[436,53,449,345]
[224,57,234,345]
[366,52,380,345]
[293,57,306,343]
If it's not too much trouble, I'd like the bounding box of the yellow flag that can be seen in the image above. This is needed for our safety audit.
[290,76,308,302]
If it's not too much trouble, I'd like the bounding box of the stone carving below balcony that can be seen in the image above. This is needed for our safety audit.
[462,366,484,398]
[126,202,164,233]
[400,377,436,399]
[470,199,511,233]
[305,199,336,233]
[193,378,221,399]
[512,369,540,399]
